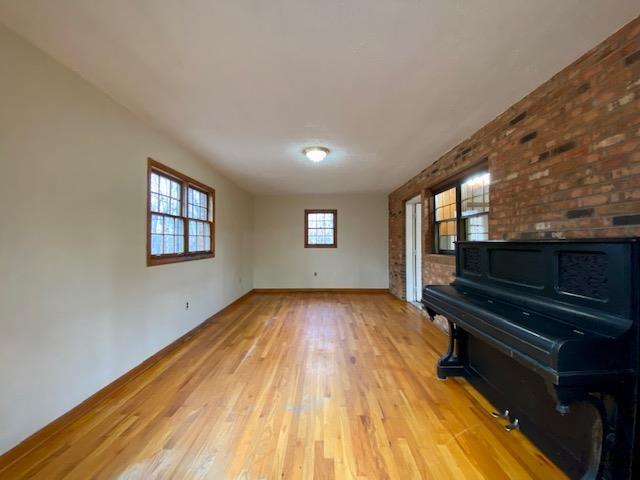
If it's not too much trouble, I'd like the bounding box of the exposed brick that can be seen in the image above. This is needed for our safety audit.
[388,17,640,304]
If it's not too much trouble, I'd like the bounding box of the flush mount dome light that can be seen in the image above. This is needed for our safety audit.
[303,146,330,162]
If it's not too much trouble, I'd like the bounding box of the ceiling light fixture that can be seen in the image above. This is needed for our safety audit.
[303,146,330,162]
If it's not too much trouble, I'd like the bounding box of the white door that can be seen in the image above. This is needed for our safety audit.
[405,196,422,302]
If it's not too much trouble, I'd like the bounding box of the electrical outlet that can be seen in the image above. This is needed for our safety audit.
[185,301,190,310]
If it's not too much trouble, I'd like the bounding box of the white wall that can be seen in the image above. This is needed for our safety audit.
[0,24,253,454]
[253,194,388,289]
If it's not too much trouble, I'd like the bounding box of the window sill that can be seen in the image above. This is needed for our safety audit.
[147,252,215,267]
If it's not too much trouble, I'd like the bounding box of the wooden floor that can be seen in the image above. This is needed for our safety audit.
[0,292,566,479]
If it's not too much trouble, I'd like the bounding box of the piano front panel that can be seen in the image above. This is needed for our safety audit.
[456,240,634,332]
[488,248,546,289]
[467,335,604,479]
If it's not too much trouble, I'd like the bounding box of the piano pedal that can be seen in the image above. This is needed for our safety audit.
[491,409,509,419]
[504,418,520,432]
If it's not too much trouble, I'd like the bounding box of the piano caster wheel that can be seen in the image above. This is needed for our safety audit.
[491,409,509,419]
[505,418,520,432]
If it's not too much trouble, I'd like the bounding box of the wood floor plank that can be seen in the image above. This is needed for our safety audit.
[0,292,567,479]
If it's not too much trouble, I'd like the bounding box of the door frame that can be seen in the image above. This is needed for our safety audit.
[405,195,422,302]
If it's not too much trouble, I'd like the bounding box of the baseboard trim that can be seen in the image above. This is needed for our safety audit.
[0,289,255,472]
[252,288,390,294]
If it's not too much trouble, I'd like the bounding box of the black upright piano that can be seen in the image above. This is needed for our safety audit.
[422,239,639,479]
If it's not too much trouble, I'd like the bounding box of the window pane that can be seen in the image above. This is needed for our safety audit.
[437,220,457,252]
[159,176,169,195]
[165,217,175,234]
[188,219,211,252]
[151,234,162,255]
[164,235,175,254]
[439,235,455,252]
[187,187,209,220]
[466,214,489,241]
[151,214,163,234]
[150,172,182,215]
[461,172,490,217]
[170,199,180,216]
[150,214,184,256]
[175,236,185,254]
[434,187,456,221]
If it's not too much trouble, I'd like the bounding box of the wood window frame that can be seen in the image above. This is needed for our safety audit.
[432,164,489,255]
[147,158,215,266]
[304,209,337,248]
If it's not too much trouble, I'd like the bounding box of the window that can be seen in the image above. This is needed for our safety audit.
[434,186,457,252]
[305,209,337,248]
[461,172,490,241]
[434,171,490,254]
[147,158,215,266]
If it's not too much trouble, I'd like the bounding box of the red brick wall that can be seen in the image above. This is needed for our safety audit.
[389,16,640,300]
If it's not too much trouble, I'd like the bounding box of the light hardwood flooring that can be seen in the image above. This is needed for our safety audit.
[0,292,566,479]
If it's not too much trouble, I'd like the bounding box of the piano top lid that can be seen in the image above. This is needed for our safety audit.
[455,237,640,245]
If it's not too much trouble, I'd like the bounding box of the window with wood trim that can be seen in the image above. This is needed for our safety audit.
[305,209,337,248]
[147,158,215,266]
[433,170,490,254]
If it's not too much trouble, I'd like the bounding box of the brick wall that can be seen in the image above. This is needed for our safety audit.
[389,16,640,301]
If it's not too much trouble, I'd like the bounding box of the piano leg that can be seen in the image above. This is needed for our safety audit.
[550,385,580,416]
[437,321,469,380]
